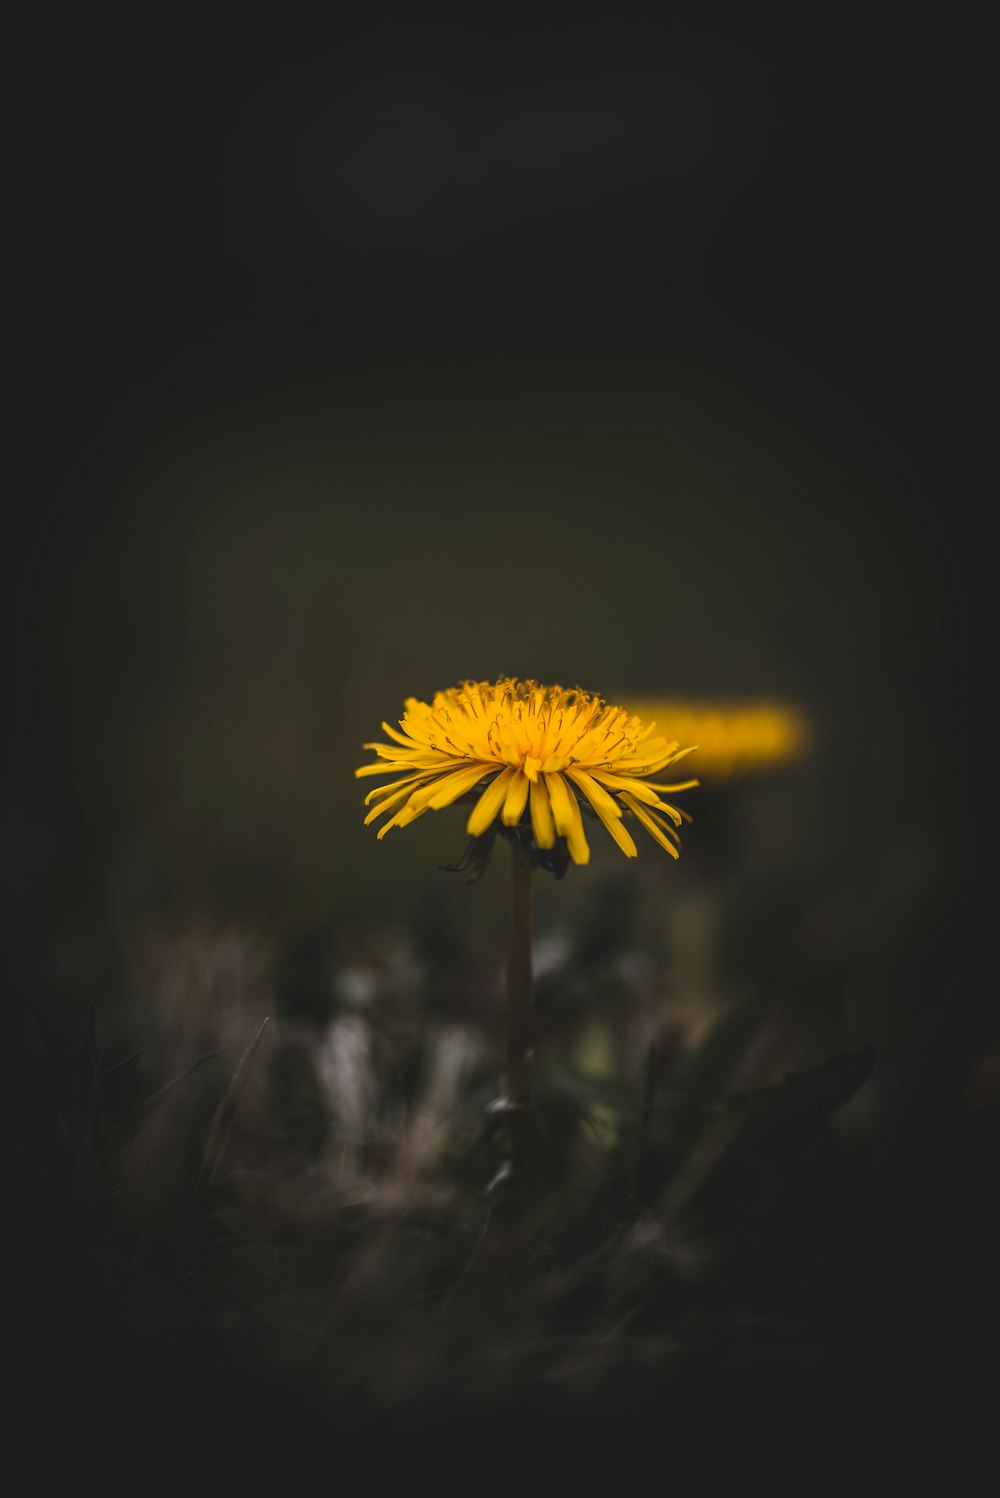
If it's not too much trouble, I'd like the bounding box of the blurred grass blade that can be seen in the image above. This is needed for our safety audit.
[120,1044,232,1125]
[99,1045,154,1080]
[629,989,775,1207]
[671,987,773,1104]
[199,1016,270,1188]
[660,1044,878,1217]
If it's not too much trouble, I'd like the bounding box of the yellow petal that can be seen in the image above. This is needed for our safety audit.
[467,767,516,836]
[419,763,492,811]
[644,779,700,794]
[544,772,590,864]
[619,793,680,857]
[356,752,450,776]
[529,776,556,848]
[364,781,424,825]
[376,801,430,838]
[364,771,436,806]
[655,801,684,827]
[564,767,621,819]
[588,773,684,820]
[355,761,403,779]
[380,720,422,748]
[620,743,699,777]
[501,770,531,826]
[567,768,637,857]
[587,770,663,804]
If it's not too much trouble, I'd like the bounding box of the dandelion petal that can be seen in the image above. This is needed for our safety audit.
[467,767,516,836]
[529,777,556,849]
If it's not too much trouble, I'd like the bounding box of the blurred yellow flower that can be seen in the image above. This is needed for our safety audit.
[356,678,698,865]
[620,697,811,779]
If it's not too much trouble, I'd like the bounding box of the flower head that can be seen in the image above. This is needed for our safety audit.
[356,677,698,865]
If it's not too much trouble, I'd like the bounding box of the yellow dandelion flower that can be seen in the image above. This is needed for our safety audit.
[356,677,699,865]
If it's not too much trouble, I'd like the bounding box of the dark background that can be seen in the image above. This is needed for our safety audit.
[8,11,990,1465]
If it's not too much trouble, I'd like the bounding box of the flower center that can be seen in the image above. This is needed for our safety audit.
[439,682,644,777]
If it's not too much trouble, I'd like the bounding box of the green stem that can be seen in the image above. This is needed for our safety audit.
[504,836,534,1108]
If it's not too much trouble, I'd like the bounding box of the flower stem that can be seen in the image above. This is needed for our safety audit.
[504,835,534,1109]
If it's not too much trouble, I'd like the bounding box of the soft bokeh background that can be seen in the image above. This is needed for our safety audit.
[9,13,987,1468]
[30,354,950,935]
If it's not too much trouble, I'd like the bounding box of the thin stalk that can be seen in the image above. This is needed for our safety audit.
[504,835,534,1108]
